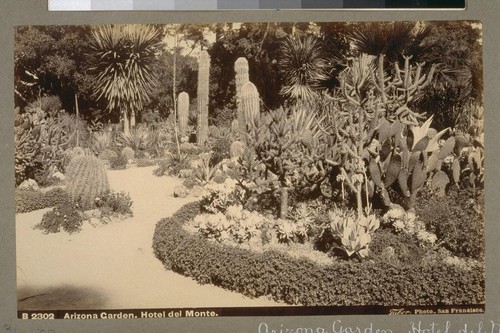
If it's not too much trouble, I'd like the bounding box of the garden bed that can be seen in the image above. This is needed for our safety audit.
[152,201,485,307]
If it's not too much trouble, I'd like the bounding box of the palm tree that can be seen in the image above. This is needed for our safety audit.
[89,24,162,134]
[348,21,432,64]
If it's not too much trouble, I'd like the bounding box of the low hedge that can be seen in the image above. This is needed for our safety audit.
[16,187,69,214]
[153,202,485,306]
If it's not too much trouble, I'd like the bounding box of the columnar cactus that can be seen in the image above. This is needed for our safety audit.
[197,50,210,145]
[235,57,250,139]
[241,82,260,126]
[65,154,110,209]
[178,92,189,138]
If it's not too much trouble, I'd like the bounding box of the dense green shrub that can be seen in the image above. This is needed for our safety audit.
[34,196,84,234]
[16,187,69,214]
[153,202,484,306]
[415,189,484,260]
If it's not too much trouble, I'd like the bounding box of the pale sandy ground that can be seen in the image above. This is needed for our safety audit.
[16,165,279,310]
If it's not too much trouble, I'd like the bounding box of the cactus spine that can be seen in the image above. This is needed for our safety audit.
[197,50,210,145]
[178,92,189,138]
[66,154,110,210]
[235,57,250,139]
[241,82,260,126]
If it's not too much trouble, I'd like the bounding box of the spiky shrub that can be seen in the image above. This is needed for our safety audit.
[235,57,250,139]
[65,154,110,210]
[197,51,210,145]
[91,130,113,154]
[178,92,190,138]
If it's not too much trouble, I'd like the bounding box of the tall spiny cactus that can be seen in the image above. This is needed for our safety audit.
[197,50,210,145]
[65,154,110,210]
[241,82,260,128]
[178,92,189,138]
[235,57,249,139]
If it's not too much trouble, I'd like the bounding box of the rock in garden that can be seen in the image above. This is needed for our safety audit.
[19,179,39,191]
[174,185,188,198]
[190,185,205,197]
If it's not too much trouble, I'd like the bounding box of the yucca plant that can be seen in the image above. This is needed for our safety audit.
[278,35,331,105]
[89,24,162,135]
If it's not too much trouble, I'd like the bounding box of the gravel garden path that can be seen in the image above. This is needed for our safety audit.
[16,165,278,310]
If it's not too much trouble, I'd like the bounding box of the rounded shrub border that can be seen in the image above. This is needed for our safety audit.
[152,201,485,307]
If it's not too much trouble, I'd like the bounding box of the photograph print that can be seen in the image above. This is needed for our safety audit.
[14,20,484,318]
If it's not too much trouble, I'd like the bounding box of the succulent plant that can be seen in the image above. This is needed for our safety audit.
[197,50,210,145]
[235,57,250,139]
[240,82,260,128]
[178,92,189,138]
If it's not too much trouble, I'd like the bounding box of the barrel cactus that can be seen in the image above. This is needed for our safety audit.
[178,92,189,138]
[197,50,210,145]
[65,154,110,209]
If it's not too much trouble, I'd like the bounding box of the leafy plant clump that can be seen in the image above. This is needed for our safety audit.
[35,197,84,234]
[153,202,484,306]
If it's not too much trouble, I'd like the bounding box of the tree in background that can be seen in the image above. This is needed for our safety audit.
[14,25,98,116]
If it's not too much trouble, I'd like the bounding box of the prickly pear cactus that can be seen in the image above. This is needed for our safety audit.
[369,116,456,210]
[178,92,189,138]
[65,154,110,209]
[197,51,210,145]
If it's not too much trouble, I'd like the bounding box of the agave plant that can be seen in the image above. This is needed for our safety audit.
[89,24,162,134]
[117,126,149,151]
